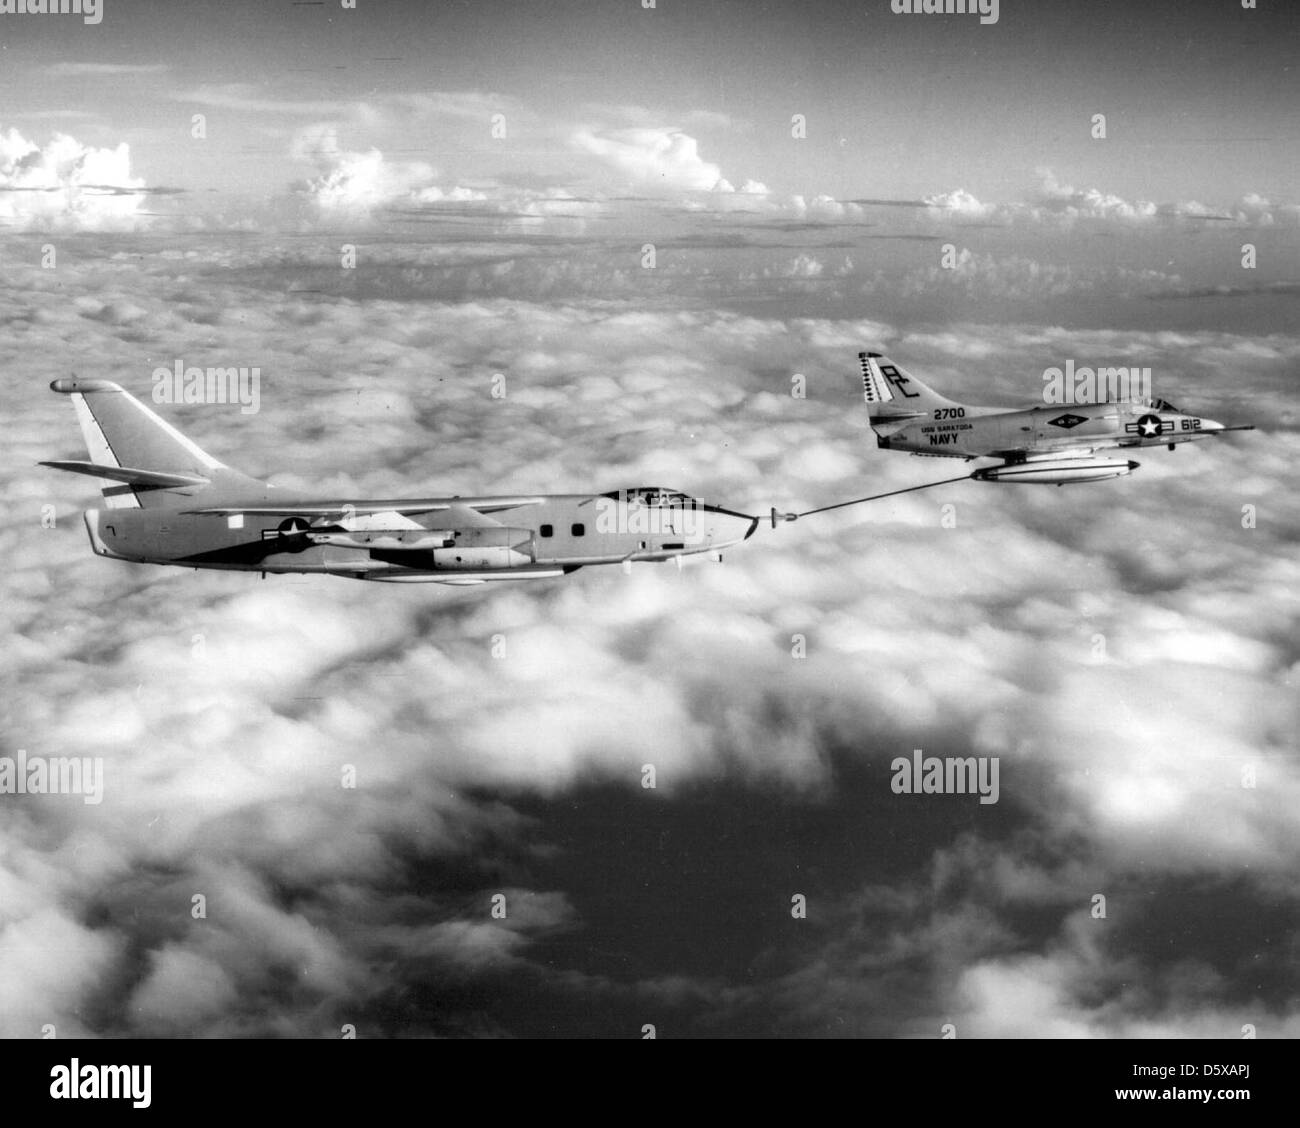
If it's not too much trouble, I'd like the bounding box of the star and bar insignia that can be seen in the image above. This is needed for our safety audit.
[1125,413,1168,438]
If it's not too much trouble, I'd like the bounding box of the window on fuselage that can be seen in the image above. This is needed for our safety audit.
[540,524,553,538]
[571,523,585,537]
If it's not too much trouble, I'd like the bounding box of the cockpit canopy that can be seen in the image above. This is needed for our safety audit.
[1146,397,1181,413]
[602,486,699,507]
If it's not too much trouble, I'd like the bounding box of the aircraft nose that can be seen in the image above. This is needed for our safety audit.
[706,509,758,547]
[1200,418,1225,432]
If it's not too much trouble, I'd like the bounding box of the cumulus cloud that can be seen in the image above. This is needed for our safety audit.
[922,170,1300,228]
[1232,192,1300,227]
[291,124,485,217]
[923,187,998,219]
[571,126,736,193]
[0,125,149,230]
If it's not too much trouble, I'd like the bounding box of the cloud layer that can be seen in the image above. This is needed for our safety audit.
[6,235,1297,1036]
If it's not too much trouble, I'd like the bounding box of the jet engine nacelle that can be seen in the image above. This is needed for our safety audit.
[362,526,537,570]
[972,457,1139,484]
[308,529,456,551]
[441,528,536,570]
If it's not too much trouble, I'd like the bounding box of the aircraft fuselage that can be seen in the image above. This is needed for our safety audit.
[82,490,758,584]
[876,400,1223,459]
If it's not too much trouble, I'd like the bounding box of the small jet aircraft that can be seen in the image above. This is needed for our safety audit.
[859,352,1253,483]
[42,379,757,585]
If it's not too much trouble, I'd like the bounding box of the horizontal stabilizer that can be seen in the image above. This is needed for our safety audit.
[40,460,210,489]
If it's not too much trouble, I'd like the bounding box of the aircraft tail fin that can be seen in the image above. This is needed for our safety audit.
[45,378,262,509]
[859,352,962,436]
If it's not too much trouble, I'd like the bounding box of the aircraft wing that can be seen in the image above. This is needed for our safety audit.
[991,437,1219,462]
[988,423,1255,463]
[440,503,511,528]
[986,443,1110,460]
[1115,425,1255,450]
[181,496,546,519]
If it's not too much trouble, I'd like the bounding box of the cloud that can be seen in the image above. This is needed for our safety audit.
[0,125,149,229]
[922,171,1300,228]
[1148,280,1300,302]
[871,248,1184,303]
[7,230,1298,1037]
[1031,170,1163,222]
[571,127,733,193]
[46,63,170,77]
[586,104,734,132]
[1229,192,1300,227]
[290,125,485,217]
[923,187,999,219]
[388,90,521,123]
[175,84,358,116]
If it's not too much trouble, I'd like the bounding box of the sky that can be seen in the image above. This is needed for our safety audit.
[2,0,1298,1038]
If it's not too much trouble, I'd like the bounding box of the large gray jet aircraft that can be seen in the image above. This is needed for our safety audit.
[860,352,1252,483]
[42,379,757,585]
